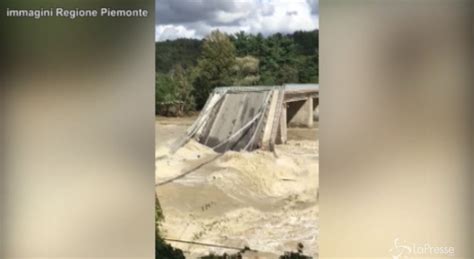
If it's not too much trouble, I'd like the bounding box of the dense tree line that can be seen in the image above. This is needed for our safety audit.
[156,38,202,73]
[156,30,318,114]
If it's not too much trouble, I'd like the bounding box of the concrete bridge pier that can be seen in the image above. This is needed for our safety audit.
[287,97,314,128]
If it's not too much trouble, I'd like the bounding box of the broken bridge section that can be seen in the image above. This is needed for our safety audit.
[172,84,318,153]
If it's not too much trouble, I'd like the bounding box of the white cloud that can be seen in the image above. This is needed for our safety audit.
[156,0,318,41]
[245,0,317,35]
[155,25,197,41]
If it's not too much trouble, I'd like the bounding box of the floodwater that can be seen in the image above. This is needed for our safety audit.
[155,116,319,258]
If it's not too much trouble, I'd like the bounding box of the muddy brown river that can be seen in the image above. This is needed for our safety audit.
[155,116,319,258]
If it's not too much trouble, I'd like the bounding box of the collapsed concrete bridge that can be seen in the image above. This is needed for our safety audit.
[171,84,318,153]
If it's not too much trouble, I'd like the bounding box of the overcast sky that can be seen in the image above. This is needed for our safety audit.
[155,0,319,41]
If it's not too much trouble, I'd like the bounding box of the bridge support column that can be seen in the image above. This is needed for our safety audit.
[287,97,313,128]
[313,97,319,121]
[277,104,288,144]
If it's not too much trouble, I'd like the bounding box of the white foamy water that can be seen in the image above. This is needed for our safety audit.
[156,119,318,258]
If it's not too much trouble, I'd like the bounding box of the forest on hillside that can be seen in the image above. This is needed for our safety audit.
[156,29,318,115]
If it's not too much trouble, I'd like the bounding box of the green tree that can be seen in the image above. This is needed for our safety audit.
[276,64,299,84]
[170,64,196,112]
[291,30,319,56]
[155,65,196,116]
[193,30,236,108]
[232,55,260,86]
[232,30,319,85]
[258,33,299,84]
[156,73,178,104]
[156,38,202,73]
[297,55,318,83]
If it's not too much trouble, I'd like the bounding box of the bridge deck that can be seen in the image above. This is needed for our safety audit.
[284,84,319,103]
